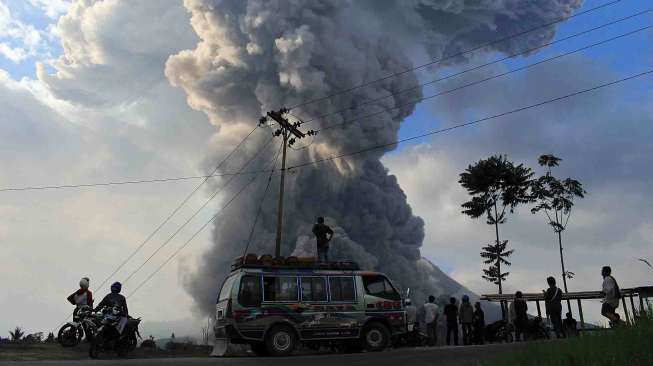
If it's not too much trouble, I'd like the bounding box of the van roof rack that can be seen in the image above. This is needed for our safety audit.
[231,254,360,271]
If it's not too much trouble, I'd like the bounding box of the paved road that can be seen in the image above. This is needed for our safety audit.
[0,343,529,366]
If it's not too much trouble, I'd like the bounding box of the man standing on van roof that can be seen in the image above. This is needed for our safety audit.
[312,217,333,263]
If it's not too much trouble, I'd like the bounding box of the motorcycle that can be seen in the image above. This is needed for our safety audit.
[522,316,550,340]
[394,322,429,347]
[89,306,141,359]
[485,320,514,343]
[57,305,102,347]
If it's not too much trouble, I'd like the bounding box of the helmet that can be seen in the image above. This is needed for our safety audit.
[79,277,90,290]
[462,295,470,302]
[405,298,412,305]
[110,282,122,294]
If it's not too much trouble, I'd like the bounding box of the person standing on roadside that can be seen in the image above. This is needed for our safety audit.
[544,276,565,338]
[444,297,459,346]
[312,217,333,263]
[423,295,439,346]
[472,302,485,345]
[459,295,474,345]
[512,291,528,341]
[600,266,622,326]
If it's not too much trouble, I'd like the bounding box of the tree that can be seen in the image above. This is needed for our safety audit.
[459,155,533,303]
[9,327,25,342]
[480,240,514,286]
[531,154,585,313]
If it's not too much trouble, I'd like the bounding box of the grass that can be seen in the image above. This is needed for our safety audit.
[487,315,653,366]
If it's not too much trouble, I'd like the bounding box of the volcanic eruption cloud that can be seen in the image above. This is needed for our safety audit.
[165,0,582,315]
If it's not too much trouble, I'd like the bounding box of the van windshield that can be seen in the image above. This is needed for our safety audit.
[363,275,400,301]
[218,275,237,302]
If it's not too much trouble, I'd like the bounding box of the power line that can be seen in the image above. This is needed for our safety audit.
[288,0,621,111]
[301,9,653,128]
[126,140,284,299]
[288,69,653,170]
[313,22,653,134]
[92,126,261,292]
[122,135,275,285]
[50,126,261,333]
[124,68,653,300]
[7,6,642,196]
[243,144,283,256]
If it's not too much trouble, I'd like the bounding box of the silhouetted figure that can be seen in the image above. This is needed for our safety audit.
[563,312,578,337]
[67,277,93,318]
[423,295,439,346]
[511,291,528,341]
[459,295,473,345]
[312,217,333,263]
[94,282,128,316]
[544,276,565,338]
[472,302,485,345]
[600,266,622,326]
[444,297,459,346]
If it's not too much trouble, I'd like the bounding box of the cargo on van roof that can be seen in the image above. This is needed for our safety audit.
[231,254,360,272]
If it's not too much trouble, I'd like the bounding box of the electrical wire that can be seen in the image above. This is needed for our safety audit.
[126,141,284,299]
[300,9,653,128]
[313,23,653,134]
[122,135,275,285]
[287,0,621,111]
[242,142,283,256]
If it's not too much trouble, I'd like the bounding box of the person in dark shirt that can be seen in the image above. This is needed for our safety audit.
[94,282,128,317]
[544,276,565,338]
[563,312,578,337]
[312,217,333,263]
[444,297,459,346]
[512,291,528,341]
[472,302,485,345]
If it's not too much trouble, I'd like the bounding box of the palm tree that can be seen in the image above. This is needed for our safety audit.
[459,155,533,317]
[9,327,24,342]
[531,154,585,314]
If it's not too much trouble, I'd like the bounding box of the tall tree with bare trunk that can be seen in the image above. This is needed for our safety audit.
[531,154,585,314]
[459,155,533,318]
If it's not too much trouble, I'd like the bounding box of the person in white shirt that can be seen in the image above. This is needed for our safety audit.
[423,295,439,346]
[600,266,621,325]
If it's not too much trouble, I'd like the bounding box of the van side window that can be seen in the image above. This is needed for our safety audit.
[363,275,400,301]
[263,276,298,302]
[301,277,327,302]
[329,277,356,302]
[238,275,261,307]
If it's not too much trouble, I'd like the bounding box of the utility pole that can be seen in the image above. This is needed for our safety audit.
[259,108,315,257]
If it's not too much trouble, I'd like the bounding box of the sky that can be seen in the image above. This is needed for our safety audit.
[0,0,651,338]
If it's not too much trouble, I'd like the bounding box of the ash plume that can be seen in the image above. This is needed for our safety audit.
[165,0,582,315]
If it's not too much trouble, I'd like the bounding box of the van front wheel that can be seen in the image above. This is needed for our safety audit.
[361,322,390,352]
[265,325,297,357]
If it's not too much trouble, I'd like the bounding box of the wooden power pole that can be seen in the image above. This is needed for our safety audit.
[259,108,314,257]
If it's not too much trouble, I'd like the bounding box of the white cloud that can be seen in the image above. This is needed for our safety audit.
[28,0,71,19]
[0,1,54,63]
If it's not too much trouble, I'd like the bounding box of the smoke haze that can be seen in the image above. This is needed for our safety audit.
[164,0,582,315]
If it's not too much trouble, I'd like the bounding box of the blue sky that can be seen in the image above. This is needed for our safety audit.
[395,0,653,148]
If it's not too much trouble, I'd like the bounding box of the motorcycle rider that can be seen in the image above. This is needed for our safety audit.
[94,282,129,333]
[67,277,93,318]
[95,282,128,315]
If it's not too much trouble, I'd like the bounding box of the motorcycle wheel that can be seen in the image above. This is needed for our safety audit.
[57,324,82,347]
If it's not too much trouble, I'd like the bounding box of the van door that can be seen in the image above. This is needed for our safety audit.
[362,275,405,333]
